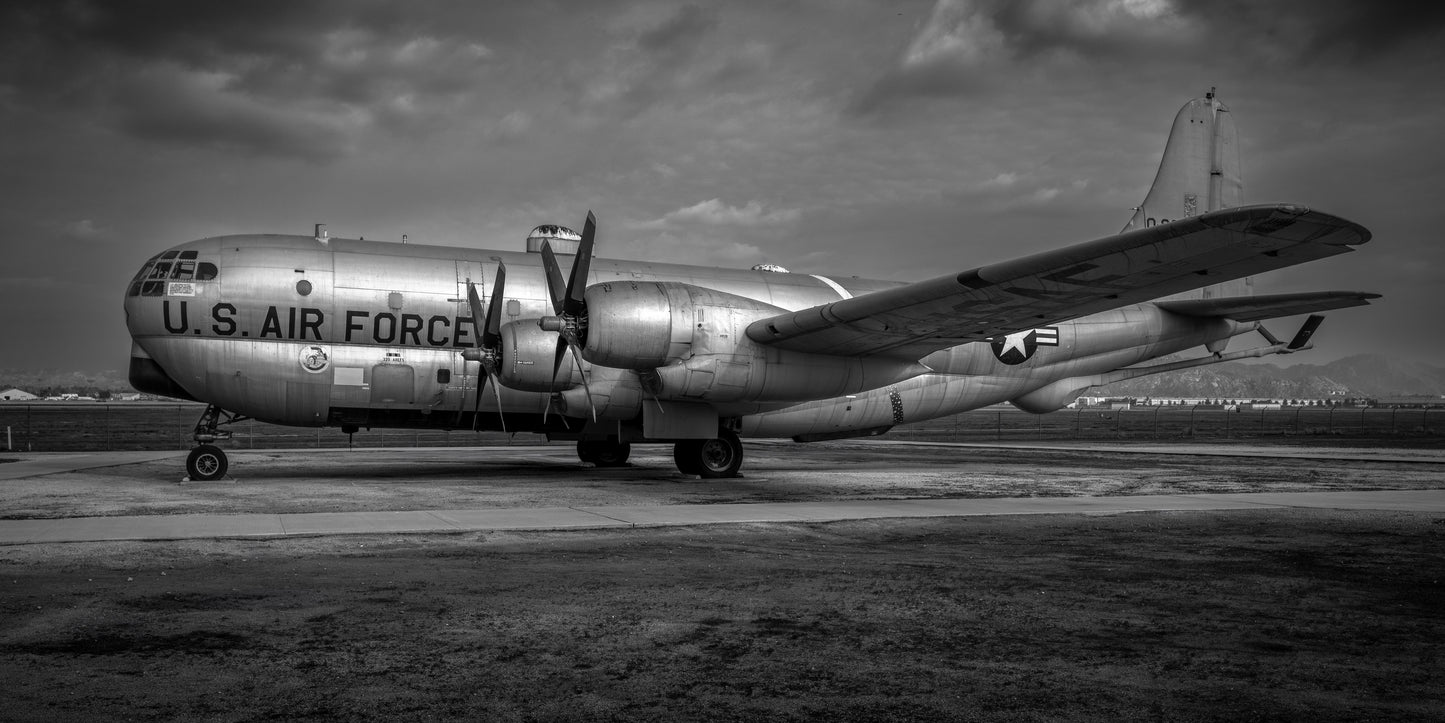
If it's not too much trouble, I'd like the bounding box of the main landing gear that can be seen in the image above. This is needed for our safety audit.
[575,430,745,478]
[185,404,245,481]
[577,439,631,467]
[672,429,744,478]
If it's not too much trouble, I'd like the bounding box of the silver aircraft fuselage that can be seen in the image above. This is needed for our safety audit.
[123,232,1245,441]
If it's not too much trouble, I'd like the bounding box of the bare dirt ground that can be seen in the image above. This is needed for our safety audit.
[2,443,1444,721]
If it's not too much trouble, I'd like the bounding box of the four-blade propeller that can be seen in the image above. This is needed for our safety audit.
[539,211,598,421]
[459,263,507,432]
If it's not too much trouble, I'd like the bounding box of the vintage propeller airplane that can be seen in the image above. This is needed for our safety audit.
[125,90,1376,481]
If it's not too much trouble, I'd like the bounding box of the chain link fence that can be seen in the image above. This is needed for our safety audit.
[1,403,1440,453]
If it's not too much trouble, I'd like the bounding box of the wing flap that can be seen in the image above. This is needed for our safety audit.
[1155,291,1380,322]
[746,204,1371,359]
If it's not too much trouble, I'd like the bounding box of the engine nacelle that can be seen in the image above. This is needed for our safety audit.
[497,320,573,392]
[582,281,927,404]
[556,367,645,420]
[1010,378,1096,414]
[582,281,778,369]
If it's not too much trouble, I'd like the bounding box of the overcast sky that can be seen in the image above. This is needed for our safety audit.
[2,0,1442,373]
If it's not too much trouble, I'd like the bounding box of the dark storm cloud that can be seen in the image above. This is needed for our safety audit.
[574,4,774,119]
[1172,0,1445,63]
[637,4,720,55]
[851,0,1445,114]
[0,0,497,159]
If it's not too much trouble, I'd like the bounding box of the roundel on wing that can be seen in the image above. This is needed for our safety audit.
[989,328,1059,366]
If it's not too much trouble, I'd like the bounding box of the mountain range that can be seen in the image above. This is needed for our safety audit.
[3,354,1443,401]
[1092,354,1445,400]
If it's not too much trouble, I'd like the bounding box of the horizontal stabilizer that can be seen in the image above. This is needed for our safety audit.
[1288,314,1325,350]
[1155,291,1379,322]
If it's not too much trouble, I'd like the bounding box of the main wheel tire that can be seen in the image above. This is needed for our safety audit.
[675,430,743,478]
[577,440,631,467]
[186,444,229,481]
[673,441,703,475]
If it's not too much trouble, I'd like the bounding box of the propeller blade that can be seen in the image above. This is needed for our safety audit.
[472,373,487,431]
[564,211,595,315]
[490,376,507,434]
[550,336,568,389]
[540,241,567,315]
[571,345,597,423]
[465,279,486,332]
[483,263,507,348]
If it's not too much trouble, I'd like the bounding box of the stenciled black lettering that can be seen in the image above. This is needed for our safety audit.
[211,303,237,336]
[259,306,284,338]
[400,314,424,346]
[299,308,324,341]
[452,316,473,348]
[373,312,397,344]
[427,315,450,346]
[345,310,369,343]
[163,300,188,334]
[286,306,297,339]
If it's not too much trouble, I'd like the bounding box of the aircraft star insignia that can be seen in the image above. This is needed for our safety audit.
[989,327,1060,365]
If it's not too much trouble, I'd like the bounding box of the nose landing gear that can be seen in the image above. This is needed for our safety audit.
[186,444,229,481]
[185,404,246,481]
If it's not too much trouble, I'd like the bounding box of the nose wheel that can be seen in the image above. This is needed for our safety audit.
[186,444,229,481]
[186,403,244,481]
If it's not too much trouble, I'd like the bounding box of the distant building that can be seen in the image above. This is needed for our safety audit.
[1,388,38,401]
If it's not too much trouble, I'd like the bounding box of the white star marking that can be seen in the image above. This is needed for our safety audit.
[998,331,1031,358]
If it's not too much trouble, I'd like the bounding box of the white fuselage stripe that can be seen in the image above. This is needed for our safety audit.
[809,274,853,300]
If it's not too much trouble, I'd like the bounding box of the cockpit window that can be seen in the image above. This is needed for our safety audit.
[128,252,220,296]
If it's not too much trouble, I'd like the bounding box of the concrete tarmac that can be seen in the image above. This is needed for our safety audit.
[3,444,1442,546]
[2,489,1442,546]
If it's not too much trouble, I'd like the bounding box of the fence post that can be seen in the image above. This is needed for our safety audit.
[1153,406,1161,439]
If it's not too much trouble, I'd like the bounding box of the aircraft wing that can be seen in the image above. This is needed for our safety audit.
[1155,291,1379,322]
[746,204,1371,360]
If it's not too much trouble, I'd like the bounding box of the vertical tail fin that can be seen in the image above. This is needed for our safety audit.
[1127,88,1250,299]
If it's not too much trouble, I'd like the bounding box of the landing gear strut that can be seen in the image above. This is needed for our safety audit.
[577,439,631,467]
[673,429,743,478]
[186,404,245,481]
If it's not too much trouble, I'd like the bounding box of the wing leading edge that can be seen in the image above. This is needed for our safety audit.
[746,204,1372,360]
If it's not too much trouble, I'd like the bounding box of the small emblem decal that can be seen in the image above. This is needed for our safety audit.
[989,327,1059,365]
[299,345,330,373]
